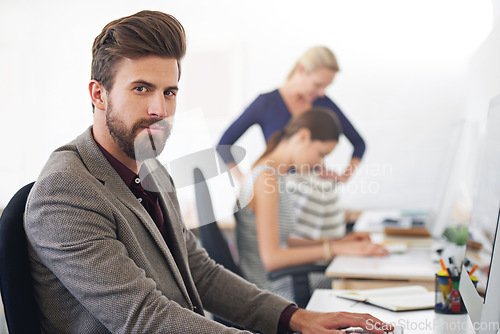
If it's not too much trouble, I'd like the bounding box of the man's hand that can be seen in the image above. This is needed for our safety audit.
[289,309,393,334]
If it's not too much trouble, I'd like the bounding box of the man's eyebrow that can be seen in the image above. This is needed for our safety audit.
[131,80,155,88]
[131,80,178,91]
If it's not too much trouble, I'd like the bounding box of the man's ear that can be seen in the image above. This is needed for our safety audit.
[89,80,107,112]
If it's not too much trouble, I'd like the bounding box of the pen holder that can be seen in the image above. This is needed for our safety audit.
[434,273,477,314]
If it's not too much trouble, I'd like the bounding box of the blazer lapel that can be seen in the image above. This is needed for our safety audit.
[141,159,204,314]
[112,184,196,311]
[74,127,195,310]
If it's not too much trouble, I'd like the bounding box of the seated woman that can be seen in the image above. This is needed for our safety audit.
[235,107,388,301]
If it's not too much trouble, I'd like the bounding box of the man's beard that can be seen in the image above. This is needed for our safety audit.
[105,101,171,161]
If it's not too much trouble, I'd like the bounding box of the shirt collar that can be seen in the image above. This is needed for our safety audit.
[94,139,137,188]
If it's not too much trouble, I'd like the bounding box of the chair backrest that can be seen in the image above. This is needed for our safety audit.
[193,168,242,276]
[0,182,41,334]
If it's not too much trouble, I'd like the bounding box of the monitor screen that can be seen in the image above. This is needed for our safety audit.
[465,94,500,301]
[460,94,500,334]
[465,210,498,300]
[461,206,500,334]
[483,209,499,299]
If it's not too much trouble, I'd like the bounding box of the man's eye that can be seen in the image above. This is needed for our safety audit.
[135,86,147,92]
[165,90,176,96]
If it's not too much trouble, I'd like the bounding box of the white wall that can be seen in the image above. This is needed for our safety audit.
[461,1,500,236]
[0,1,493,223]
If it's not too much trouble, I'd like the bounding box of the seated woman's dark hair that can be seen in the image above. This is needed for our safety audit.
[257,107,343,163]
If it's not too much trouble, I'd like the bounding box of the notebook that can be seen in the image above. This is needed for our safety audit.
[335,285,434,312]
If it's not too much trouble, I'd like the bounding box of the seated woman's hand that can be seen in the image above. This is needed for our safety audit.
[339,232,371,242]
[332,241,389,257]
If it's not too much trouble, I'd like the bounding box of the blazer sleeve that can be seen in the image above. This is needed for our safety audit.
[182,224,292,333]
[316,97,366,159]
[216,95,265,164]
[25,170,260,334]
[164,172,294,334]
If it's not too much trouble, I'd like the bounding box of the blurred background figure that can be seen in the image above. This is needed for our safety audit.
[217,46,365,184]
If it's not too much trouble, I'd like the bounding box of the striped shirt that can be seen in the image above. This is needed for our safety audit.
[285,174,346,240]
[235,165,296,300]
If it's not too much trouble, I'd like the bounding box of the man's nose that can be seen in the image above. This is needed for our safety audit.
[148,93,168,118]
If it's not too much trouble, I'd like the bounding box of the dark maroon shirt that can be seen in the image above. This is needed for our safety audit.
[95,142,167,236]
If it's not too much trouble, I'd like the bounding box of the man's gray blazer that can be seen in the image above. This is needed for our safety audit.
[24,127,292,333]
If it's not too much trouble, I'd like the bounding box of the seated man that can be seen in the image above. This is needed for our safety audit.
[24,10,391,333]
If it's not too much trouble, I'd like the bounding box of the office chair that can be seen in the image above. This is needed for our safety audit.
[0,182,41,334]
[193,168,326,308]
[194,168,243,277]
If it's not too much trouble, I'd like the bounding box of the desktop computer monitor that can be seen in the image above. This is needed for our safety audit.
[460,208,500,334]
[460,94,500,334]
[429,119,474,238]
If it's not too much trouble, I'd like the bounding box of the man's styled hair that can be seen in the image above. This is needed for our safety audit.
[91,10,186,92]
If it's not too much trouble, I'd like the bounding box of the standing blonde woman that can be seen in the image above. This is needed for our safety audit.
[235,108,386,301]
[217,46,365,183]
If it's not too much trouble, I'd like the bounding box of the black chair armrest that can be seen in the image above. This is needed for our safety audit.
[268,264,328,308]
[268,264,327,280]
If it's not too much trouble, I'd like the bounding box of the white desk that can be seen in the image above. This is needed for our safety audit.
[353,210,406,233]
[328,210,464,291]
[306,289,475,334]
[326,246,440,291]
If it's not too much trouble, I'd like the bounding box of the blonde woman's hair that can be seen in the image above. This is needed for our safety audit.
[287,46,339,80]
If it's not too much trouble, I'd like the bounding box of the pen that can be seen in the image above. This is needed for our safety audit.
[439,258,450,274]
[449,257,459,276]
[469,264,479,276]
[439,258,454,289]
